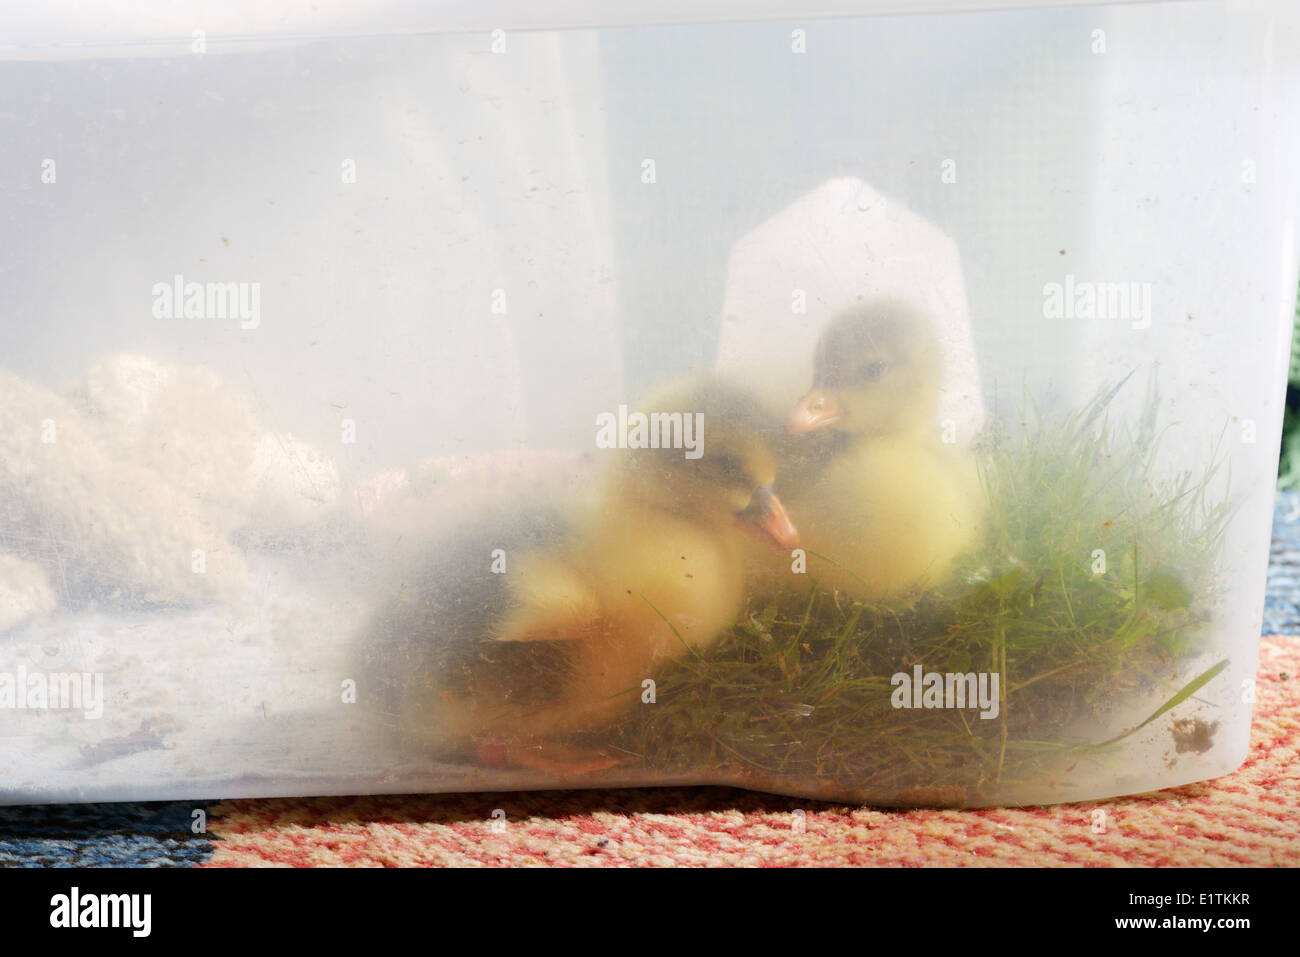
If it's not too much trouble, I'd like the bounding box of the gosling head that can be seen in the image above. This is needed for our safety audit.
[613,381,799,550]
[787,299,941,439]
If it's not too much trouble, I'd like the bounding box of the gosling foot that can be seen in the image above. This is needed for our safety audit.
[476,738,625,776]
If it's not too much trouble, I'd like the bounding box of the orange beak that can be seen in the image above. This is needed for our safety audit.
[738,486,799,550]
[786,388,844,434]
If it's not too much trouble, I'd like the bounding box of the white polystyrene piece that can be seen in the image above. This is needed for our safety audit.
[0,555,56,632]
[716,177,985,444]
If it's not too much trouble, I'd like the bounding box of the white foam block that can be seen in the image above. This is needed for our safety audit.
[716,177,984,442]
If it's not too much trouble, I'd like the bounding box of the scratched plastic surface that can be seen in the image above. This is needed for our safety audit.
[1,0,1298,806]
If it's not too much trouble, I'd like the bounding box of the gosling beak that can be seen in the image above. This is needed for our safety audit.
[738,485,799,550]
[786,387,844,434]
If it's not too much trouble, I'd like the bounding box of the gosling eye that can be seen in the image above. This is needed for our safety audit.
[857,361,887,381]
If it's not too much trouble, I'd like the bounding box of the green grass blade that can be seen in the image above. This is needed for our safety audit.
[1096,658,1230,747]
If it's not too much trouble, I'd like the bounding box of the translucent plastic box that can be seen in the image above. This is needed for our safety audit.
[2,0,1298,807]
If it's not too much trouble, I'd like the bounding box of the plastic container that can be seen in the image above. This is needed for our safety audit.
[1,0,1297,806]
